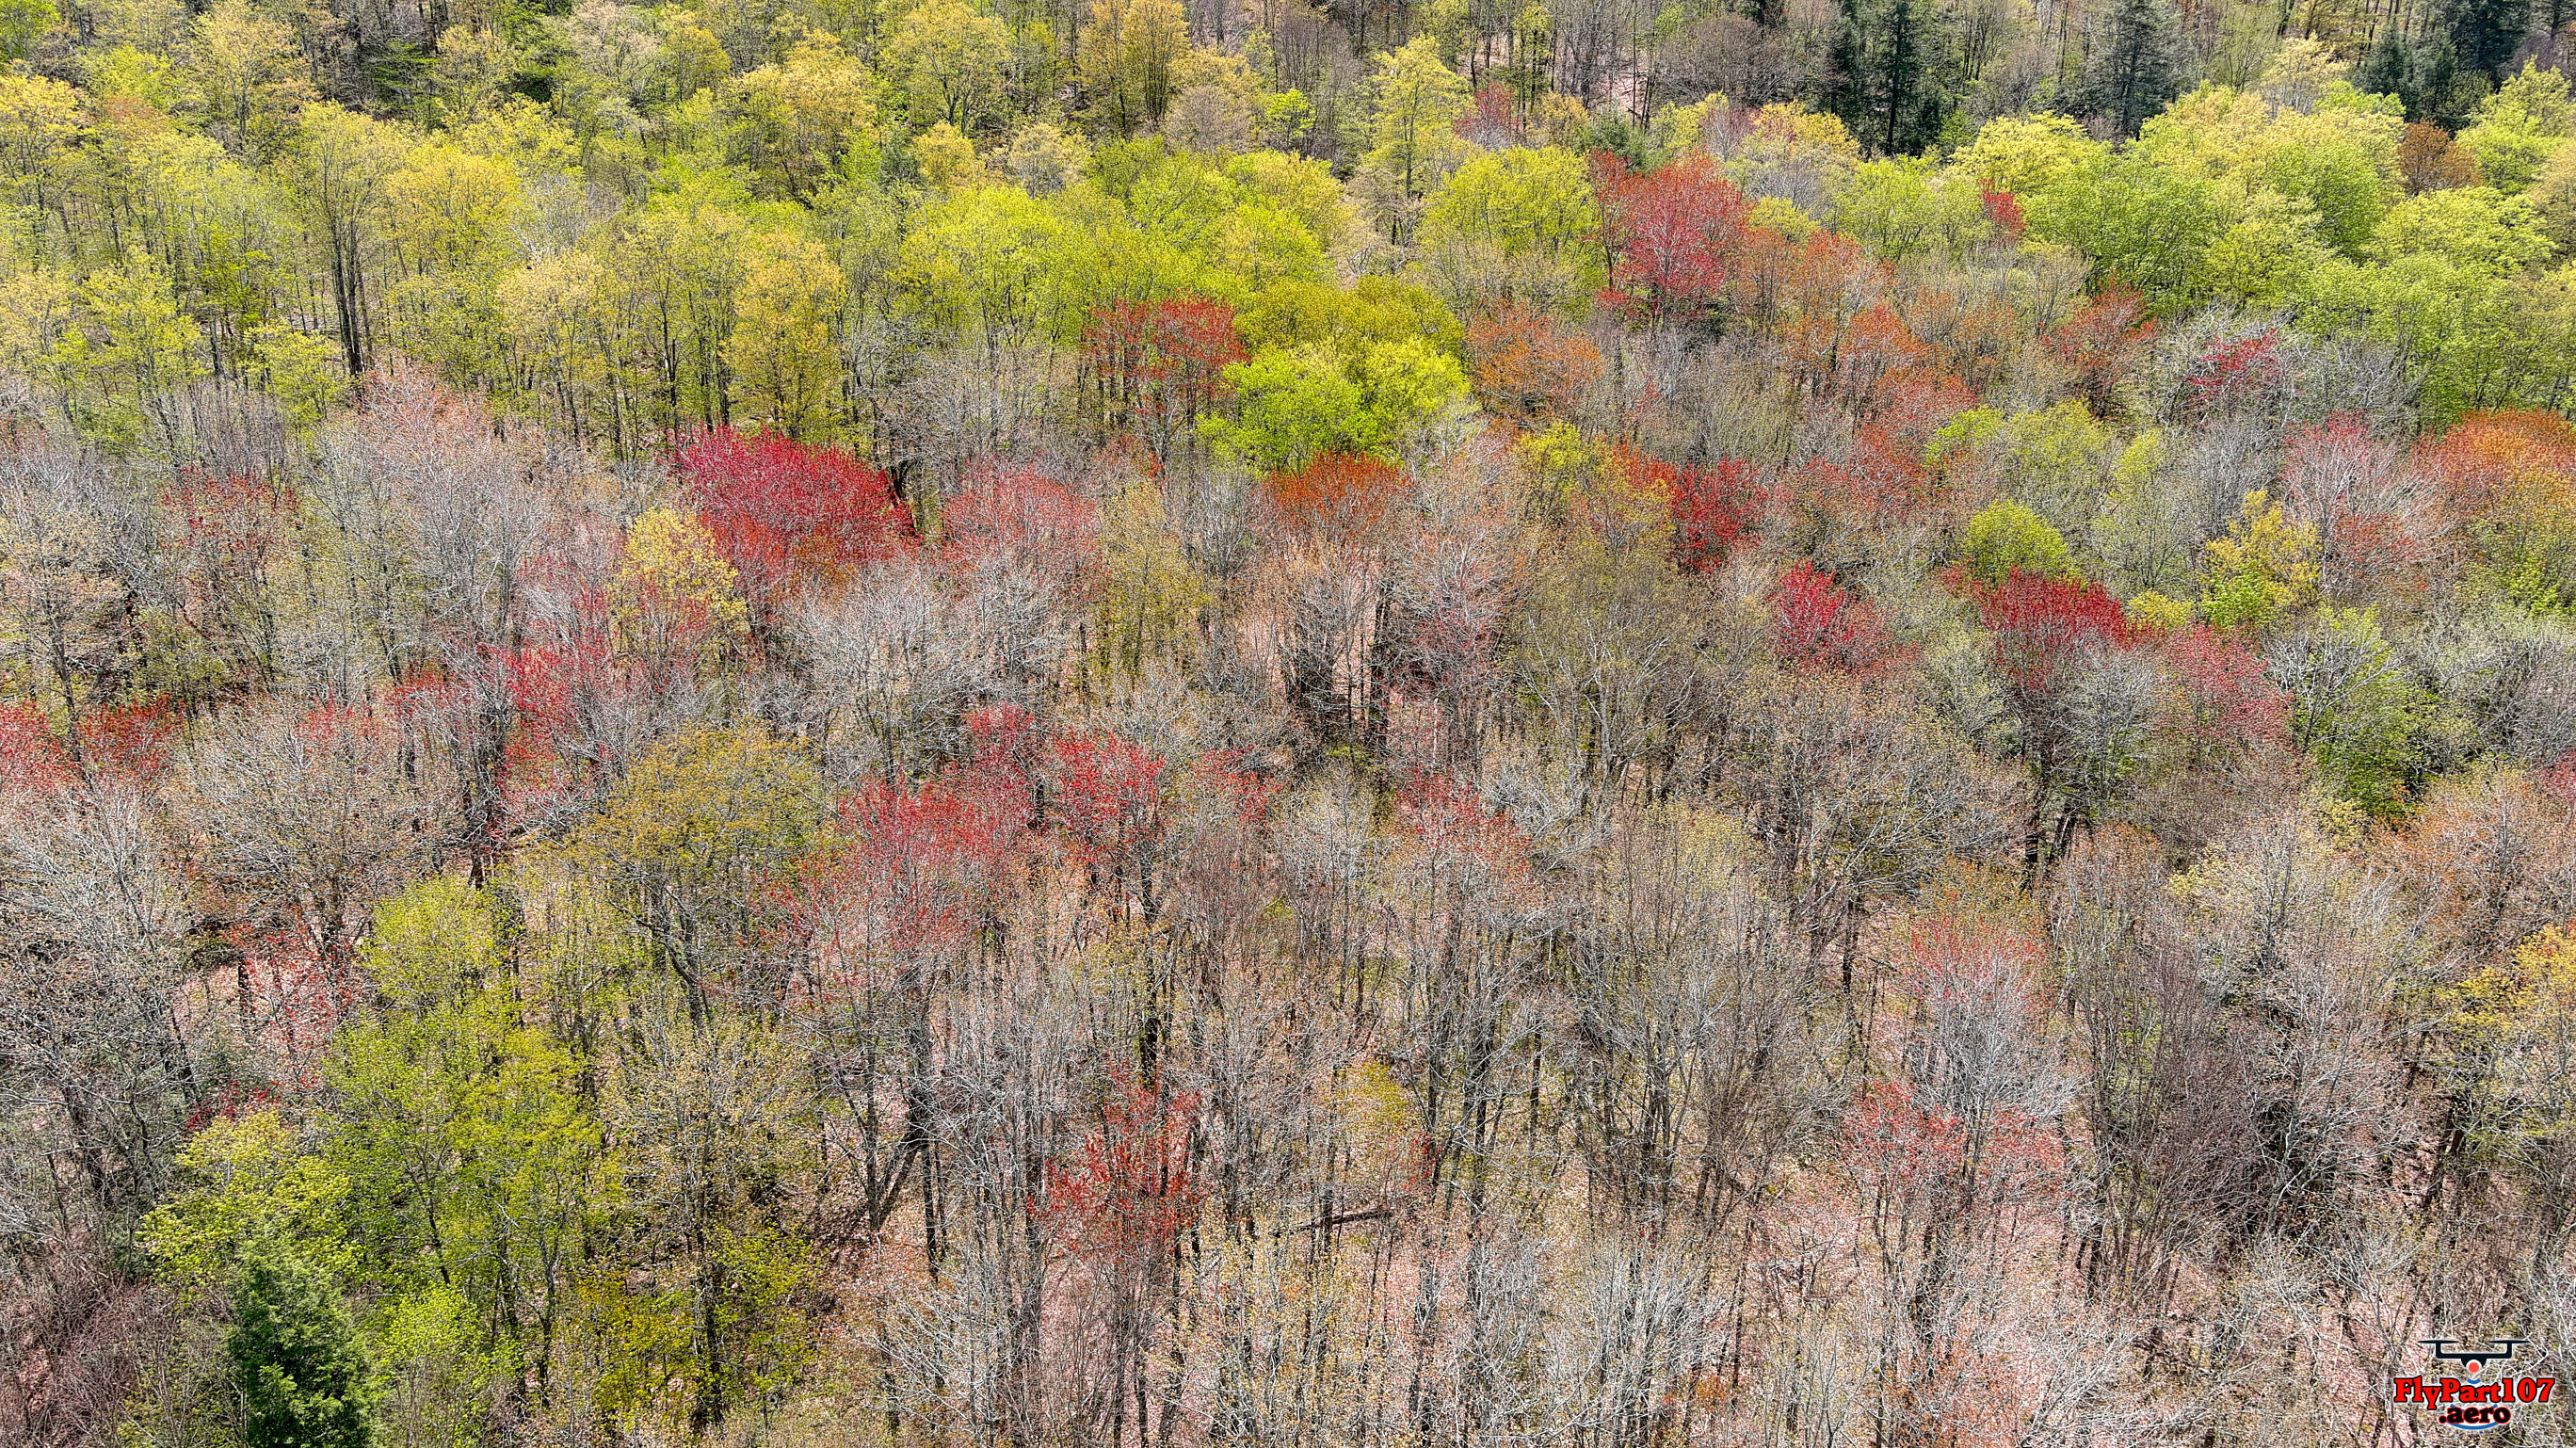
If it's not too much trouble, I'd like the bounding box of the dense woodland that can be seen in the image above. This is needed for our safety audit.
[6,0,2576,1435]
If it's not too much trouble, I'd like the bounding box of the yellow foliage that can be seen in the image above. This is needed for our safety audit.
[615,507,749,658]
[724,232,845,441]
[2198,489,2319,630]
[1098,475,1208,678]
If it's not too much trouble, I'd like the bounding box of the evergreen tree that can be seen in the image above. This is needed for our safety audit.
[2080,0,2182,138]
[2357,26,2420,115]
[229,1237,376,1448]
[1829,0,1953,154]
[2442,0,2530,82]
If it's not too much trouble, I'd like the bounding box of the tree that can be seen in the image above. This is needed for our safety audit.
[2197,490,2319,632]
[1976,570,2156,872]
[724,232,846,441]
[555,724,826,1021]
[1962,499,2074,584]
[1080,297,1246,458]
[2442,0,2530,84]
[1078,0,1188,136]
[229,1234,376,1448]
[56,249,203,451]
[330,878,604,1387]
[1358,38,1469,242]
[677,429,910,613]
[2457,62,2573,195]
[613,507,750,668]
[888,0,1010,130]
[2076,0,2180,139]
[293,105,404,378]
[1415,147,1602,310]
[1594,154,1752,326]
[1827,0,1953,155]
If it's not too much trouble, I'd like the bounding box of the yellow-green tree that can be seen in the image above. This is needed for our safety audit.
[56,249,204,450]
[887,0,1008,131]
[725,231,845,439]
[1078,0,1187,136]
[1358,37,1468,242]
[555,724,827,1021]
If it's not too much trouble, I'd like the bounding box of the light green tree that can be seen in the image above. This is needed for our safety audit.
[1358,37,1468,242]
[56,248,203,450]
[2458,62,2573,196]
[887,0,1008,131]
[1963,499,2076,584]
[725,230,845,439]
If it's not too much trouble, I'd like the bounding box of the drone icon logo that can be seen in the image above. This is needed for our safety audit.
[2393,1338,2554,1432]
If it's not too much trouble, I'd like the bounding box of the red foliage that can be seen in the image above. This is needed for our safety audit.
[1466,304,1604,419]
[1974,570,2138,689]
[1867,374,1981,460]
[2162,624,2289,756]
[2280,415,2430,601]
[1772,562,1897,674]
[1980,185,2025,241]
[0,703,74,795]
[497,542,635,831]
[942,462,1103,596]
[1824,303,1934,410]
[81,698,178,781]
[1047,730,1167,877]
[1264,452,1408,544]
[1393,770,1539,910]
[1183,748,1282,832]
[1594,154,1752,325]
[1459,82,1524,147]
[1779,429,1934,537]
[1044,1067,1204,1262]
[674,429,910,603]
[1082,298,1247,449]
[2415,410,2576,523]
[182,1081,283,1135]
[159,472,296,619]
[2182,328,2284,416]
[1845,917,2064,1216]
[808,714,1038,990]
[1658,457,1763,572]
[2043,285,2152,410]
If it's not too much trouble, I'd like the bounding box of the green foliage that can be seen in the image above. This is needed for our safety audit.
[1205,335,1467,471]
[1358,36,1468,237]
[0,0,56,58]
[2373,185,2553,274]
[1963,499,2075,584]
[1415,146,1600,307]
[229,1235,376,1448]
[2024,149,2222,308]
[2458,62,2573,195]
[371,1287,507,1448]
[1835,157,1989,264]
[140,1112,352,1300]
[2198,489,2319,631]
[2278,606,2425,816]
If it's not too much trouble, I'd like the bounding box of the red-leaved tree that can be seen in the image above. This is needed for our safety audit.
[1594,154,1752,327]
[1081,298,1246,459]
[675,428,911,614]
[1772,562,1897,674]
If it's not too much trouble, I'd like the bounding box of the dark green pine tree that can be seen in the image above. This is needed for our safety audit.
[2441,0,2530,81]
[228,1238,377,1448]
[1827,0,1953,154]
[2080,0,2182,138]
[2355,25,2420,115]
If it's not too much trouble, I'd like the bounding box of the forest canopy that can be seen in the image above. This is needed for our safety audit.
[6,0,2576,1442]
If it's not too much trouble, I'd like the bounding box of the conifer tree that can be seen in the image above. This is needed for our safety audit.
[228,1236,376,1448]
